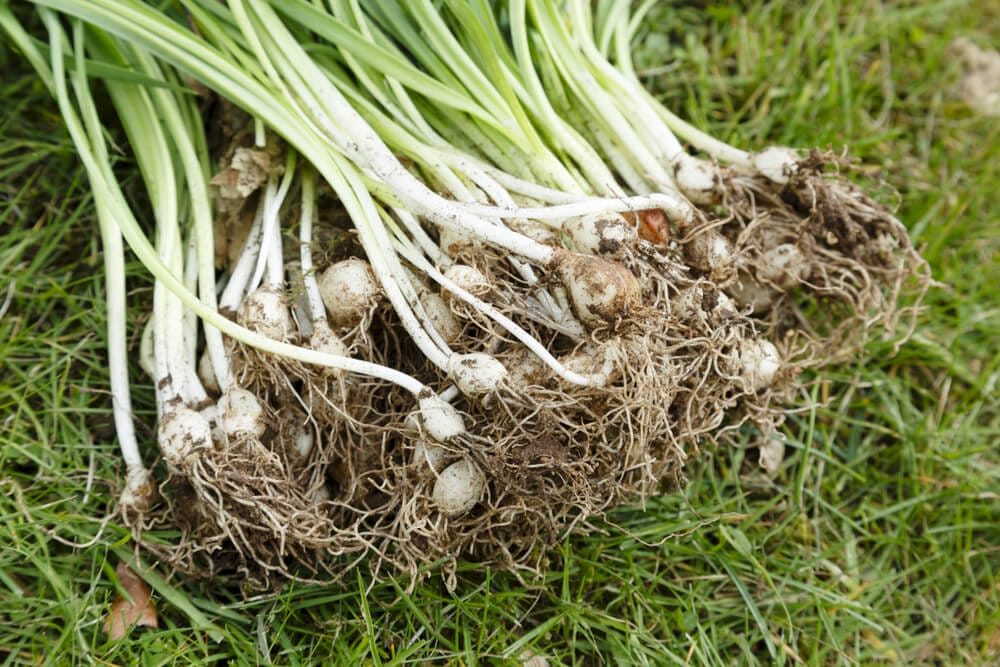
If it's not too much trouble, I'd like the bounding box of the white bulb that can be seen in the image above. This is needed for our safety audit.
[559,346,615,381]
[555,251,642,328]
[138,319,155,381]
[752,146,800,185]
[318,258,381,326]
[119,465,155,512]
[200,402,225,447]
[312,484,331,504]
[418,394,466,442]
[412,439,450,472]
[158,406,212,467]
[727,275,778,314]
[672,153,719,205]
[562,212,636,255]
[310,321,349,377]
[505,348,550,390]
[292,423,314,459]
[218,387,266,437]
[740,340,781,391]
[757,243,811,289]
[432,458,486,516]
[448,353,508,397]
[197,349,219,394]
[509,217,558,245]
[237,287,292,340]
[442,264,491,298]
[684,230,733,275]
[421,291,462,343]
[439,226,478,255]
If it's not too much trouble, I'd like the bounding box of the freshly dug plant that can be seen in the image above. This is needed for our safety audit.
[2,0,928,592]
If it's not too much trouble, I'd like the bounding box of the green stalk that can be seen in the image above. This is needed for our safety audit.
[14,7,154,506]
[34,3,432,396]
[525,0,673,190]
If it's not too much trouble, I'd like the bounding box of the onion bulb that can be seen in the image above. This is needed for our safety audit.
[318,258,381,326]
[120,466,155,512]
[740,340,782,392]
[292,423,314,459]
[420,290,462,343]
[674,286,737,319]
[138,319,155,381]
[310,320,350,376]
[418,393,466,441]
[562,212,637,255]
[447,353,508,397]
[197,349,219,394]
[237,286,292,340]
[757,243,811,289]
[312,484,331,504]
[683,230,733,276]
[509,217,559,245]
[727,274,778,314]
[412,438,449,472]
[218,387,266,437]
[751,146,800,185]
[552,250,642,328]
[505,347,550,390]
[158,406,212,467]
[558,345,618,384]
[432,457,486,516]
[439,225,479,255]
[672,153,720,205]
[442,264,491,299]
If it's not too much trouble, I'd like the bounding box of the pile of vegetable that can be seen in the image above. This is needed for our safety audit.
[3,0,929,589]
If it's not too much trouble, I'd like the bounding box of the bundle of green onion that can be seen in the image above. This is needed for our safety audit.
[2,0,929,588]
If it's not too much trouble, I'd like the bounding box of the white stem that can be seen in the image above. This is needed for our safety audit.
[44,14,147,480]
[35,2,446,400]
[298,167,327,324]
[394,207,443,264]
[240,0,557,266]
[232,3,469,372]
[266,152,297,289]
[97,206,144,466]
[506,1,622,195]
[529,0,674,188]
[219,205,265,312]
[131,44,234,393]
[587,115,654,194]
[163,205,202,406]
[647,90,753,168]
[248,175,278,292]
[453,191,696,227]
[182,235,200,377]
[570,0,685,163]
[462,160,592,204]
[350,198,453,370]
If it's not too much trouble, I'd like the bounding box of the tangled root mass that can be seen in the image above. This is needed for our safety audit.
[130,143,927,592]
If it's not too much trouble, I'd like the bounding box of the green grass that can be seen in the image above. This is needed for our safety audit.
[2,0,999,664]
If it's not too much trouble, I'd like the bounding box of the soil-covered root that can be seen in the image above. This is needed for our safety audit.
[129,197,827,590]
[145,431,341,589]
[717,150,930,359]
[363,301,798,584]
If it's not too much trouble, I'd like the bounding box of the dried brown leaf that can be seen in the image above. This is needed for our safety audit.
[103,562,158,640]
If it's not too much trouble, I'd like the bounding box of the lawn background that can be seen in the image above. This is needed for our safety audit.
[1,1,998,664]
